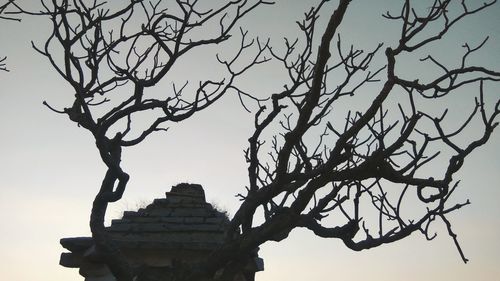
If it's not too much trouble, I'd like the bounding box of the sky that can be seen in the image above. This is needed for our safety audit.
[0,0,499,281]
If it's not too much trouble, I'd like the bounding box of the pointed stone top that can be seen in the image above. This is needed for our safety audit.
[166,183,206,203]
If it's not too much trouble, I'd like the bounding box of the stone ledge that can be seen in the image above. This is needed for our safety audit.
[60,252,83,268]
[109,232,226,242]
[112,239,224,251]
[60,237,93,253]
[107,223,226,233]
[111,216,227,226]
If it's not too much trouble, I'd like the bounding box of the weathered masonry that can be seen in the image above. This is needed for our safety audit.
[59,183,264,281]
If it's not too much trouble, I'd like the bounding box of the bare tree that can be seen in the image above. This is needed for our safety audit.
[0,0,19,72]
[21,0,272,280]
[29,0,499,280]
[231,0,500,265]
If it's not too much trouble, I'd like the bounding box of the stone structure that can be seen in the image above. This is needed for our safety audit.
[60,183,264,281]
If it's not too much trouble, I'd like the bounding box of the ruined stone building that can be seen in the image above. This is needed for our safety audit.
[59,183,264,281]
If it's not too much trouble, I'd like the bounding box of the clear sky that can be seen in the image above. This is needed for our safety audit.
[0,1,499,281]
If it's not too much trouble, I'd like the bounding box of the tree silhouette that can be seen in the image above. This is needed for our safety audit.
[27,0,500,280]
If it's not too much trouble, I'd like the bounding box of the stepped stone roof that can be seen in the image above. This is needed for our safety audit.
[60,183,236,268]
[106,183,232,251]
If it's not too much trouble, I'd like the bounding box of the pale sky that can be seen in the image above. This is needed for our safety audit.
[0,1,499,281]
